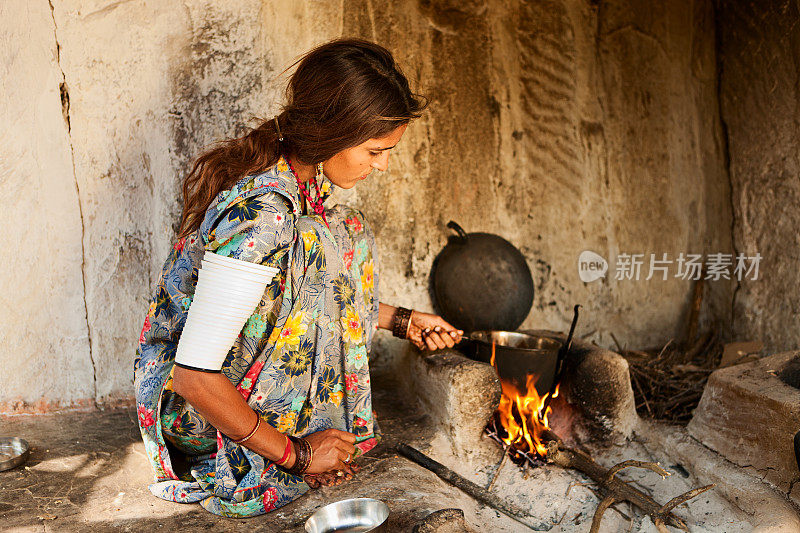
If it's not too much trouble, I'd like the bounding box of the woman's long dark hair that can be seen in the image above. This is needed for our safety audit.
[177,38,427,239]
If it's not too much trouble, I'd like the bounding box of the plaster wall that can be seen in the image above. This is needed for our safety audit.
[0,1,95,410]
[717,0,800,353]
[340,0,732,359]
[0,0,732,410]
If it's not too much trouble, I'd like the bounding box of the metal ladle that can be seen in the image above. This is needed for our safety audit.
[543,304,580,411]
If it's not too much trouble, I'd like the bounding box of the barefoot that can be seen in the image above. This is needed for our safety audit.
[304,474,322,489]
[309,463,359,487]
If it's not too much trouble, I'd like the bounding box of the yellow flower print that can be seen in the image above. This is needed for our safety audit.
[340,308,363,344]
[330,390,343,407]
[164,366,175,392]
[277,159,289,172]
[320,181,331,195]
[268,311,308,350]
[361,260,374,293]
[277,411,297,433]
[301,230,318,252]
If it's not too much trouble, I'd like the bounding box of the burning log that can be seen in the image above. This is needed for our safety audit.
[483,415,550,468]
[543,439,714,533]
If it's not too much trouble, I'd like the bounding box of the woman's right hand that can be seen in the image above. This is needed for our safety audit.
[302,428,357,474]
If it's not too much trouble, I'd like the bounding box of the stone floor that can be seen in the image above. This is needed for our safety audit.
[1,367,798,532]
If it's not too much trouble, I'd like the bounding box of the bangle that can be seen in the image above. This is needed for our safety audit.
[232,413,261,445]
[285,436,313,476]
[392,307,413,339]
[276,435,292,467]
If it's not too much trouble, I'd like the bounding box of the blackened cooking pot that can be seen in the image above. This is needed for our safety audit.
[466,331,562,397]
[430,220,580,401]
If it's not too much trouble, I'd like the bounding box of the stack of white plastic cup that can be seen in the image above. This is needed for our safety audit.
[175,251,279,371]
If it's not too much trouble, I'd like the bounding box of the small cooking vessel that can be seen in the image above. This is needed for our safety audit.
[461,308,580,402]
[468,331,561,396]
[0,437,30,471]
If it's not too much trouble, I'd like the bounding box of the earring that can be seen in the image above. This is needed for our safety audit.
[316,162,324,178]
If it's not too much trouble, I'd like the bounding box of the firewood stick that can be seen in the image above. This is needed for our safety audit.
[685,330,714,361]
[604,459,670,483]
[486,446,509,491]
[396,443,552,531]
[656,339,673,358]
[540,428,562,446]
[610,332,624,352]
[624,349,652,360]
[630,370,653,416]
[659,484,715,514]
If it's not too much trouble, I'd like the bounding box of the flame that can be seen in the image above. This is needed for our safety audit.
[491,341,559,457]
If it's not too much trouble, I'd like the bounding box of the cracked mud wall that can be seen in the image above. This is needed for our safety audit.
[1,0,731,410]
[717,0,800,353]
[0,1,95,410]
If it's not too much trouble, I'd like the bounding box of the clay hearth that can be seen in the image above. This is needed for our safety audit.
[688,351,800,505]
[398,335,800,531]
[399,330,638,458]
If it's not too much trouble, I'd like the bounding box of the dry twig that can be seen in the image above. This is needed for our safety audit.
[486,446,509,491]
[589,496,617,533]
[605,460,670,483]
[545,440,714,532]
[659,484,715,514]
[618,328,722,424]
[566,481,596,497]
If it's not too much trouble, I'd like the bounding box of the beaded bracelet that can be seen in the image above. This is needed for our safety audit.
[392,307,413,339]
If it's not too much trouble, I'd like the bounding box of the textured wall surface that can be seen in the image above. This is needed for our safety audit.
[718,0,800,353]
[0,1,95,410]
[1,0,733,410]
[340,0,732,358]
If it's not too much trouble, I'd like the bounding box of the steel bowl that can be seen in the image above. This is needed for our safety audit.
[305,498,389,533]
[0,437,30,472]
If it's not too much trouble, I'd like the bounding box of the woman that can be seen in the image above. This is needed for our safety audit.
[134,38,462,518]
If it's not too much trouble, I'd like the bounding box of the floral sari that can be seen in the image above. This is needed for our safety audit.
[133,156,379,517]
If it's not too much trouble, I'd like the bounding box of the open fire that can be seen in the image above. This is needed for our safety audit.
[477,337,718,531]
[486,342,560,464]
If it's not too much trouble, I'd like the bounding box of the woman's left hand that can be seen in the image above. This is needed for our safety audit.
[407,311,463,351]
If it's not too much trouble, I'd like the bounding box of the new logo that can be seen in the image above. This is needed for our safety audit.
[578,250,608,283]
